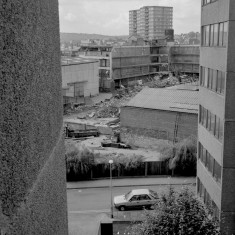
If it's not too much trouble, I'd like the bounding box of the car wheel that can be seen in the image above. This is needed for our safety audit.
[119,206,126,211]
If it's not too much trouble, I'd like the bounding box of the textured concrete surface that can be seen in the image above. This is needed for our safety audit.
[0,0,68,234]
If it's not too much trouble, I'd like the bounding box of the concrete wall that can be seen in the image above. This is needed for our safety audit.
[0,1,68,234]
[120,107,198,142]
[169,46,200,74]
[62,62,99,97]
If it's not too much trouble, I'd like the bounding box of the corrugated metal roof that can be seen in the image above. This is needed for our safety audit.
[125,87,198,114]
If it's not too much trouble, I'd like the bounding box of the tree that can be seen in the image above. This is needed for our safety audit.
[65,142,95,176]
[130,187,220,235]
[159,136,197,176]
[170,136,197,175]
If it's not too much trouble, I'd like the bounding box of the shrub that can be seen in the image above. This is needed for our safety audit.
[171,136,197,175]
[130,187,220,235]
[159,136,197,176]
[65,141,95,176]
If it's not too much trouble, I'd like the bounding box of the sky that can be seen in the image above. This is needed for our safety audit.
[58,0,201,36]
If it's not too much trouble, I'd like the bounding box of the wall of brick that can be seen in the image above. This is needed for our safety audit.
[120,107,198,143]
[0,0,68,234]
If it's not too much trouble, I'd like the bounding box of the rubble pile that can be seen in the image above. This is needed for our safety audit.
[89,85,144,118]
[145,74,199,88]
[96,105,119,118]
[65,75,198,117]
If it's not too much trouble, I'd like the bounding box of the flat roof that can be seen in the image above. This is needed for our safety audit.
[124,87,198,114]
[61,57,99,66]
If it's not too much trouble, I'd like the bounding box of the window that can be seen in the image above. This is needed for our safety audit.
[199,105,203,123]
[139,195,151,200]
[221,72,225,94]
[205,150,209,169]
[208,152,214,174]
[198,143,222,185]
[202,0,218,6]
[213,24,219,46]
[207,111,211,131]
[197,177,220,220]
[199,106,223,142]
[215,116,220,139]
[219,23,224,46]
[200,67,205,86]
[130,195,140,201]
[210,113,216,135]
[205,25,210,46]
[210,24,214,46]
[202,21,227,47]
[203,107,207,127]
[208,68,213,89]
[223,22,228,46]
[204,67,209,87]
[202,146,207,165]
[200,66,225,96]
[213,160,221,184]
[198,142,203,160]
[212,70,217,92]
[219,119,223,142]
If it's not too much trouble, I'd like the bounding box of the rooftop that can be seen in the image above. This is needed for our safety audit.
[61,57,99,66]
[124,87,198,114]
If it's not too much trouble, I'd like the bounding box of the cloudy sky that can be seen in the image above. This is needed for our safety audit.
[59,0,201,35]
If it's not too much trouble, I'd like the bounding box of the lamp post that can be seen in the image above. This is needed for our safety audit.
[109,159,114,218]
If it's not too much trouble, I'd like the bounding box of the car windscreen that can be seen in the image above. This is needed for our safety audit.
[124,191,133,200]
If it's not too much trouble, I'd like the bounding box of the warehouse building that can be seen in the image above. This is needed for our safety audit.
[120,87,198,144]
[61,57,99,106]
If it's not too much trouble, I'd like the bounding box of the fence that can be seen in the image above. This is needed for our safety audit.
[67,161,171,181]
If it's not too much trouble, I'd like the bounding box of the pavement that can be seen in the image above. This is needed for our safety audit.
[67,176,196,189]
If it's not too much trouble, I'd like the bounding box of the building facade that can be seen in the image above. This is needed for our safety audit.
[78,45,113,91]
[198,0,235,233]
[61,57,99,106]
[169,45,200,75]
[129,6,173,40]
[0,0,68,234]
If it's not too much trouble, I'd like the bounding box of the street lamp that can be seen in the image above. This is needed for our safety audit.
[109,159,114,218]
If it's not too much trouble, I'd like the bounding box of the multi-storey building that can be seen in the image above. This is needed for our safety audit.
[129,6,173,40]
[129,10,138,36]
[198,0,235,233]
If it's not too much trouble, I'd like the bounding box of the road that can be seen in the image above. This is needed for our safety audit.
[67,184,195,235]
[67,184,193,212]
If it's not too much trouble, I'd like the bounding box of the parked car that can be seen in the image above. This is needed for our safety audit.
[114,189,158,211]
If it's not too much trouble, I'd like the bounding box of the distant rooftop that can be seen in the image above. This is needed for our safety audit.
[125,87,198,114]
[61,57,99,66]
[80,45,113,48]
